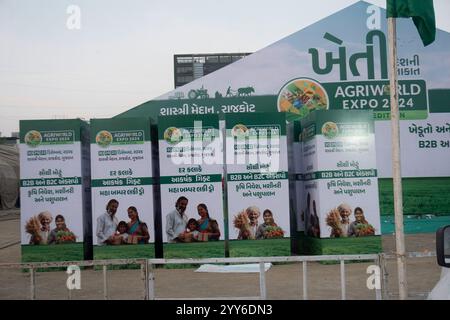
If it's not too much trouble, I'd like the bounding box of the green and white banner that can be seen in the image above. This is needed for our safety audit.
[117,2,450,180]
[226,113,290,240]
[90,118,154,246]
[300,110,381,239]
[20,119,90,250]
[158,115,224,243]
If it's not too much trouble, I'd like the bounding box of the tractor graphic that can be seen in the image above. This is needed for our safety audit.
[188,86,209,99]
[226,86,255,97]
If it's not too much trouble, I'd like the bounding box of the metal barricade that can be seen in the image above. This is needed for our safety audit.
[0,254,382,300]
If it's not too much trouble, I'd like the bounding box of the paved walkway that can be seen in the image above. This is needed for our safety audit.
[0,212,442,300]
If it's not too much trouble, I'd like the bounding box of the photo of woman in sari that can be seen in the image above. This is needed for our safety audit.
[127,206,150,244]
[196,203,220,241]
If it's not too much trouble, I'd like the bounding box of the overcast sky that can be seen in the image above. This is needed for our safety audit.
[1,0,450,135]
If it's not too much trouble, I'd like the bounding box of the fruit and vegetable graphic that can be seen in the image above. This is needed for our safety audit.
[25,130,42,147]
[96,130,113,147]
[277,78,328,118]
[231,124,249,138]
[321,121,339,139]
[164,127,182,144]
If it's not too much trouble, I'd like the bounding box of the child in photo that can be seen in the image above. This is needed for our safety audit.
[112,221,129,245]
[180,218,200,242]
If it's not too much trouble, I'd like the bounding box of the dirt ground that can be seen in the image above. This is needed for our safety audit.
[0,209,443,300]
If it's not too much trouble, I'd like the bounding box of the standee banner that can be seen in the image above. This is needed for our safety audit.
[300,110,381,254]
[90,118,154,255]
[20,119,91,262]
[158,115,224,245]
[225,112,290,241]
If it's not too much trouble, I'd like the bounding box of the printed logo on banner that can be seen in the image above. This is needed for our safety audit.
[25,130,75,147]
[25,130,42,147]
[163,127,183,144]
[231,124,250,138]
[321,122,339,139]
[96,130,145,148]
[95,130,113,147]
[321,122,370,140]
[277,78,329,118]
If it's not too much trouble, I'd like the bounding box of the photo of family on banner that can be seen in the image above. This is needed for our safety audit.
[165,196,221,243]
[96,199,150,245]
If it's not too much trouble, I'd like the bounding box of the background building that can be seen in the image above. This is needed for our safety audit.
[174,53,252,88]
[0,132,19,145]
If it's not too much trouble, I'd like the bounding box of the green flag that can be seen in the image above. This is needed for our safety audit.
[386,0,436,46]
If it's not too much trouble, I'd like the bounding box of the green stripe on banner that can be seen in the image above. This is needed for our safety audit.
[21,177,82,187]
[90,118,151,143]
[227,171,288,182]
[225,112,287,135]
[372,110,428,120]
[157,114,220,140]
[19,119,86,143]
[428,89,450,113]
[91,177,154,187]
[160,174,222,184]
[301,169,377,181]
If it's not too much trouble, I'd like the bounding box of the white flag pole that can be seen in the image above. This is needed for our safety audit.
[387,17,408,300]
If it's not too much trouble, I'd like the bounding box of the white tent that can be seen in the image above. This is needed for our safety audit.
[0,144,19,210]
